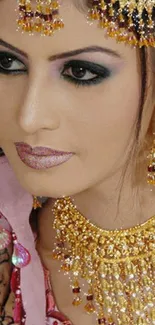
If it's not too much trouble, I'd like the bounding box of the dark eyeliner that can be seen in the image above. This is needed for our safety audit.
[62,60,111,86]
[0,51,27,75]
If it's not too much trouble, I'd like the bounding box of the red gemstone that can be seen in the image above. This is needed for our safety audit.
[46,14,53,21]
[11,268,20,293]
[87,294,94,301]
[64,254,70,259]
[44,14,49,21]
[57,242,64,248]
[72,287,80,293]
[98,318,106,324]
[40,13,44,19]
[52,9,59,15]
[93,0,99,5]
[119,21,126,28]
[148,165,155,172]
[35,11,41,17]
[19,5,26,11]
[98,317,108,325]
[25,11,34,17]
[12,232,17,241]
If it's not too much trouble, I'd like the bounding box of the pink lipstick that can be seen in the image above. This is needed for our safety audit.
[15,142,73,170]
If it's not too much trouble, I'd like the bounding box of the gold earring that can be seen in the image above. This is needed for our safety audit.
[33,196,42,209]
[147,134,155,186]
[16,0,64,36]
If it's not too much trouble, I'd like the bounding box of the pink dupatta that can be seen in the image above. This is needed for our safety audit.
[0,156,46,325]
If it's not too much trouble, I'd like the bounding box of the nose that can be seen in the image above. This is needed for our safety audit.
[18,67,60,134]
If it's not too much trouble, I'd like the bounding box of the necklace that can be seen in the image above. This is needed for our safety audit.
[51,197,155,325]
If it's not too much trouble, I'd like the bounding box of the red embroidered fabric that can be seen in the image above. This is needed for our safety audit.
[11,267,72,325]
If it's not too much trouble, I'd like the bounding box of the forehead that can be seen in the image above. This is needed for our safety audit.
[0,0,135,60]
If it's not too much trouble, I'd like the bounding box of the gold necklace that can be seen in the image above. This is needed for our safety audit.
[51,197,155,325]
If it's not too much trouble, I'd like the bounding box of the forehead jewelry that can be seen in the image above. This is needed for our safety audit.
[16,1,155,46]
[16,0,64,36]
[88,0,155,47]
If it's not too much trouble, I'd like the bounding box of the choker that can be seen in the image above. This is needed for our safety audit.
[52,197,155,325]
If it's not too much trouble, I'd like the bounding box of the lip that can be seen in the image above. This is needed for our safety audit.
[15,142,74,170]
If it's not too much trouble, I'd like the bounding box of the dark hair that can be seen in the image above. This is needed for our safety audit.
[0,148,4,157]
[137,48,147,133]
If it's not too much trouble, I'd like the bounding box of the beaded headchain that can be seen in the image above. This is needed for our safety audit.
[88,0,155,47]
[16,0,155,47]
[16,0,64,36]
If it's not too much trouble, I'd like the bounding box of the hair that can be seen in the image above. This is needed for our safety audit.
[0,149,4,156]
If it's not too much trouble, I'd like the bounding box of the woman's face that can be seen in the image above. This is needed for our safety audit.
[0,0,141,197]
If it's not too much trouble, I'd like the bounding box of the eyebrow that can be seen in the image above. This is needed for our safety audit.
[0,38,122,60]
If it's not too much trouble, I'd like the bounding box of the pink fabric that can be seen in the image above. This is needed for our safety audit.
[0,156,46,325]
[0,211,12,232]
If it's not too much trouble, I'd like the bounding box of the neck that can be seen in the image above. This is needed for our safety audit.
[71,169,155,231]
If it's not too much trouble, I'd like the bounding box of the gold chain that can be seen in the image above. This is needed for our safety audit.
[51,197,155,325]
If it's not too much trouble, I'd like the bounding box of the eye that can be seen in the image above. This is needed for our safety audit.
[64,65,97,81]
[62,60,111,87]
[0,52,26,74]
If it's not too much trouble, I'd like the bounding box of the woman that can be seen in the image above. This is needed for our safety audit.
[0,0,154,324]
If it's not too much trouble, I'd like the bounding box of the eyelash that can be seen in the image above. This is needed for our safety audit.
[0,52,26,75]
[0,52,111,87]
[61,60,111,87]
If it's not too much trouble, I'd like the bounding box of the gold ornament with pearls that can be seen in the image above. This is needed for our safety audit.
[52,197,155,325]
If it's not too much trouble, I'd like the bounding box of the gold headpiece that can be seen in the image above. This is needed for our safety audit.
[16,0,64,36]
[88,0,155,47]
[16,0,155,47]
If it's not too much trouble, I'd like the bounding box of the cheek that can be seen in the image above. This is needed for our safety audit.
[0,77,26,141]
[67,69,140,164]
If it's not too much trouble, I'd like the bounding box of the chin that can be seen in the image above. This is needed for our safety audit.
[6,152,95,198]
[20,181,82,199]
[14,169,90,199]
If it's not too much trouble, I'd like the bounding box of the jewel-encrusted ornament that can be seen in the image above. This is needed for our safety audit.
[16,0,155,47]
[33,196,42,210]
[12,232,31,268]
[88,0,155,47]
[16,0,64,36]
[147,138,155,185]
[52,197,155,325]
[11,267,26,324]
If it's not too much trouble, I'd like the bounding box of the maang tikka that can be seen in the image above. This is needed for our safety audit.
[16,0,64,36]
[16,0,155,47]
[88,0,155,47]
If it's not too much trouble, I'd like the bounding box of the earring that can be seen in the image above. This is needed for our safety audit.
[33,196,42,209]
[16,0,64,36]
[147,134,155,186]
